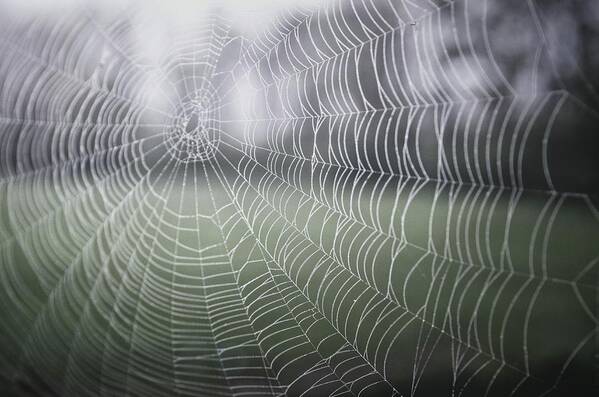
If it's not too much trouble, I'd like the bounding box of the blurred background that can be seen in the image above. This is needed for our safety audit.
[0,0,597,396]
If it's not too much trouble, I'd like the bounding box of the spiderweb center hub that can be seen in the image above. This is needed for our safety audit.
[165,89,220,163]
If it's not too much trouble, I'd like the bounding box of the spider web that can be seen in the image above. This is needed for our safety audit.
[0,0,597,396]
